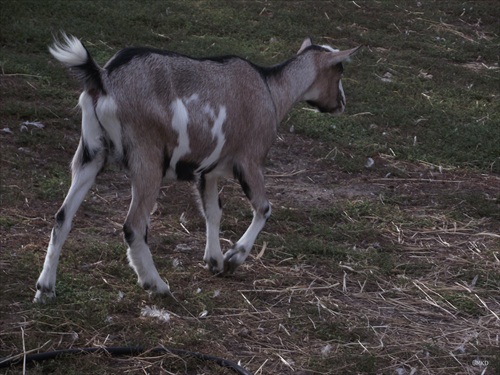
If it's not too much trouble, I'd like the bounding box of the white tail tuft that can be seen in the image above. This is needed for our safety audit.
[49,33,88,67]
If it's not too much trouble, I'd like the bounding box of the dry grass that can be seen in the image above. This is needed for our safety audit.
[1,1,499,373]
[2,133,498,374]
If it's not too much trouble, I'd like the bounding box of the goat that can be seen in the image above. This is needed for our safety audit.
[34,34,360,302]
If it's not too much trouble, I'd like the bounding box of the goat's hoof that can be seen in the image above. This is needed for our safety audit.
[223,259,238,274]
[205,257,224,275]
[33,287,56,303]
[223,247,246,274]
[140,278,170,295]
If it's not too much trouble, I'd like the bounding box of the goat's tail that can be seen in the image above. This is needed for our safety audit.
[49,33,106,94]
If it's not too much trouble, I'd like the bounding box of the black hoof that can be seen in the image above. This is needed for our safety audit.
[206,257,224,275]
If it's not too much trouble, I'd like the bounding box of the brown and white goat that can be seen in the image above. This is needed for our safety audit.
[34,34,359,302]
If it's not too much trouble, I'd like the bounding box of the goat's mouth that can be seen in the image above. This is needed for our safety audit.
[306,100,344,115]
[332,106,345,115]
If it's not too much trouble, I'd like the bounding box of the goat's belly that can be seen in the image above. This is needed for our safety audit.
[163,158,231,182]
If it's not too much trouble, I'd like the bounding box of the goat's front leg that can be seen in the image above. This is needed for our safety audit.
[34,141,105,303]
[124,174,170,294]
[197,173,224,273]
[224,164,271,273]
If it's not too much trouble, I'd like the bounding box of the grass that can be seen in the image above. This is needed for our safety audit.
[1,0,499,374]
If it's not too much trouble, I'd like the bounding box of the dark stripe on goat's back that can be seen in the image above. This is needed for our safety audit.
[106,46,251,75]
[105,47,173,74]
[253,45,334,81]
[252,59,293,80]
[199,55,240,64]
[175,160,199,181]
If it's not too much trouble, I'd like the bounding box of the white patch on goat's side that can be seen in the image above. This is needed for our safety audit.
[202,103,216,120]
[167,98,191,179]
[79,92,102,151]
[95,95,123,157]
[197,105,227,172]
[185,93,199,104]
[211,106,226,139]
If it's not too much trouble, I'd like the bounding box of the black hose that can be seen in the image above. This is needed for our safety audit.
[0,346,253,375]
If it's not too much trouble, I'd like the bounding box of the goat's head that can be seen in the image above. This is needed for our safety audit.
[298,38,360,115]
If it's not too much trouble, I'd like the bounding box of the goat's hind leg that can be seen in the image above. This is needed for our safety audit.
[34,140,105,302]
[124,172,169,294]
[224,164,271,273]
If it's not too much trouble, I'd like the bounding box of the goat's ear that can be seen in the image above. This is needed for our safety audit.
[297,37,313,54]
[329,46,362,65]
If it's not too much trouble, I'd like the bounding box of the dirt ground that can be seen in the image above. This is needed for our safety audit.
[1,117,499,373]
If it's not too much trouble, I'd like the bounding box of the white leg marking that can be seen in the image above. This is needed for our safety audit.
[224,204,271,271]
[34,148,103,302]
[223,164,271,273]
[34,231,60,302]
[127,241,170,294]
[34,98,106,302]
[201,175,224,272]
[124,175,169,294]
[237,204,271,250]
[79,92,103,150]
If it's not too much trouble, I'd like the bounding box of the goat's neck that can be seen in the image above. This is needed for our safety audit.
[264,54,317,123]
